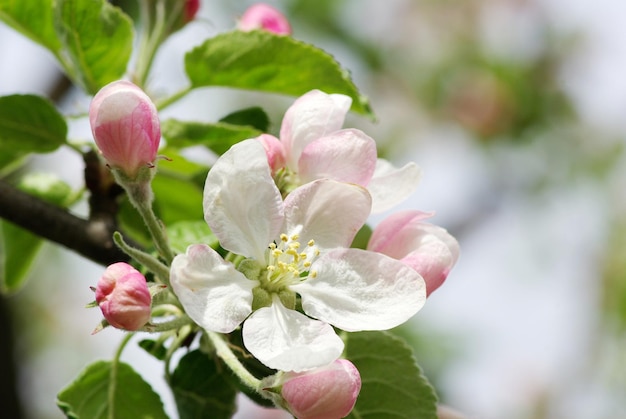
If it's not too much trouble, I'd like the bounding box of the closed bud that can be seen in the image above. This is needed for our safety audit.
[238,3,292,35]
[89,81,160,179]
[368,210,460,296]
[263,359,361,419]
[95,262,151,331]
[183,0,200,23]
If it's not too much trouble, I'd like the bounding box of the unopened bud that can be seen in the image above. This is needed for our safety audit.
[368,210,460,296]
[183,0,200,22]
[89,81,160,178]
[95,262,151,331]
[263,359,361,419]
[238,3,292,35]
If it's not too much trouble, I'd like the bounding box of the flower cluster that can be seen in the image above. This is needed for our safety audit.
[170,89,459,375]
[88,78,458,417]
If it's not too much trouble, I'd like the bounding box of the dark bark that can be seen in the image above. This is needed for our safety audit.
[0,295,23,419]
[0,179,131,266]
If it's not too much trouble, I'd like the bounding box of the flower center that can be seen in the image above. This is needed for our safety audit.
[264,233,319,291]
[244,233,320,310]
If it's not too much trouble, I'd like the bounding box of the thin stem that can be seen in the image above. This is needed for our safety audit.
[133,0,156,87]
[164,324,194,383]
[108,333,134,419]
[141,314,192,333]
[131,198,176,264]
[207,331,261,391]
[114,168,176,265]
[155,85,193,110]
[113,232,171,286]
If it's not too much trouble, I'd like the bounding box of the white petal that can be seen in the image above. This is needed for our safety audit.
[292,248,426,331]
[203,139,284,260]
[242,299,344,372]
[170,244,257,333]
[284,179,371,250]
[280,90,352,170]
[368,159,422,213]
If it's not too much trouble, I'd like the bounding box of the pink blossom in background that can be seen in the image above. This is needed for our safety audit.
[238,3,292,35]
[184,0,200,22]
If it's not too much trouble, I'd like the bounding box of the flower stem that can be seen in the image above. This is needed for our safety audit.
[155,86,193,110]
[141,314,192,333]
[164,324,194,382]
[113,232,171,287]
[113,168,176,265]
[207,331,262,391]
[108,332,134,419]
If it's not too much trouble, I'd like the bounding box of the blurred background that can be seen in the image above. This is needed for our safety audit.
[1,0,626,418]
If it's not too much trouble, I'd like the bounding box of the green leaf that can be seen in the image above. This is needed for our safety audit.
[152,175,203,224]
[185,30,372,116]
[170,350,238,419]
[0,174,73,294]
[152,170,204,226]
[0,95,67,155]
[220,107,270,132]
[0,222,43,294]
[138,339,168,361]
[56,360,168,419]
[0,0,61,53]
[167,221,218,255]
[162,119,263,156]
[345,331,438,419]
[19,172,74,207]
[54,0,133,94]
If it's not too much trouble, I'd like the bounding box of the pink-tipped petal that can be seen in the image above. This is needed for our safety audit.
[257,134,287,174]
[298,129,377,185]
[280,90,352,170]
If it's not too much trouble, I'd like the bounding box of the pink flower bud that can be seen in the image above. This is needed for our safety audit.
[368,210,460,296]
[238,3,292,35]
[184,0,200,22]
[280,359,361,419]
[95,262,151,331]
[89,81,161,178]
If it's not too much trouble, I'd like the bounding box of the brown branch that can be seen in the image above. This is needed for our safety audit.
[0,178,131,266]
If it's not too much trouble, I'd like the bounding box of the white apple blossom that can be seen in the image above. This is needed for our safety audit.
[257,89,422,212]
[170,139,426,372]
